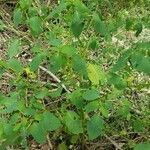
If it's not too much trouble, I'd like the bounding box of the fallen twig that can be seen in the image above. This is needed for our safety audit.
[47,134,53,150]
[104,134,123,150]
[39,66,70,93]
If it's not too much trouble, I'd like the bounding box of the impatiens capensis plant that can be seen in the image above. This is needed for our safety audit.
[0,0,150,149]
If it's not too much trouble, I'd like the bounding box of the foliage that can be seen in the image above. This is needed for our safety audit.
[0,0,150,149]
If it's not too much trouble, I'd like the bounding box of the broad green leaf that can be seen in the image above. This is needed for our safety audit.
[46,31,62,46]
[68,89,85,108]
[30,122,47,144]
[13,8,22,26]
[111,49,133,72]
[87,63,106,85]
[60,45,77,57]
[100,105,109,118]
[72,54,87,76]
[31,44,41,53]
[74,0,89,16]
[85,101,99,113]
[7,58,23,73]
[7,39,21,58]
[83,89,99,101]
[93,13,110,40]
[42,111,61,131]
[49,87,62,98]
[9,113,20,124]
[134,143,150,150]
[28,16,43,36]
[35,88,49,99]
[101,101,112,118]
[30,54,45,71]
[23,108,36,116]
[47,1,66,19]
[87,114,104,140]
[41,6,49,17]
[2,122,18,144]
[125,17,134,31]
[19,0,32,10]
[71,11,84,37]
[130,52,142,68]
[49,38,62,47]
[88,38,98,50]
[5,100,18,113]
[28,7,38,17]
[32,100,44,110]
[64,111,83,134]
[108,73,127,90]
[134,22,143,37]
[118,99,132,119]
[3,123,16,143]
[131,53,150,74]
[136,41,150,51]
[136,57,150,74]
[1,93,18,113]
[49,54,67,73]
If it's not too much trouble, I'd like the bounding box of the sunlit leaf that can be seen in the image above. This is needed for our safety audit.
[83,89,99,101]
[87,63,106,85]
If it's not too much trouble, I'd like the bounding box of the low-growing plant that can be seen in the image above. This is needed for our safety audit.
[0,0,150,149]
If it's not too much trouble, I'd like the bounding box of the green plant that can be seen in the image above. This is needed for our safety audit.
[0,0,150,149]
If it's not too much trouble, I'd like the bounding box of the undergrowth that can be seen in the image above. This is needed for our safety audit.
[0,0,150,149]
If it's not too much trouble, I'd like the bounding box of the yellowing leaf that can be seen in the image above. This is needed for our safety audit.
[87,63,106,85]
[24,67,36,79]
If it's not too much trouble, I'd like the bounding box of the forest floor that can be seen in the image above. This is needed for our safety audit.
[0,1,150,150]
